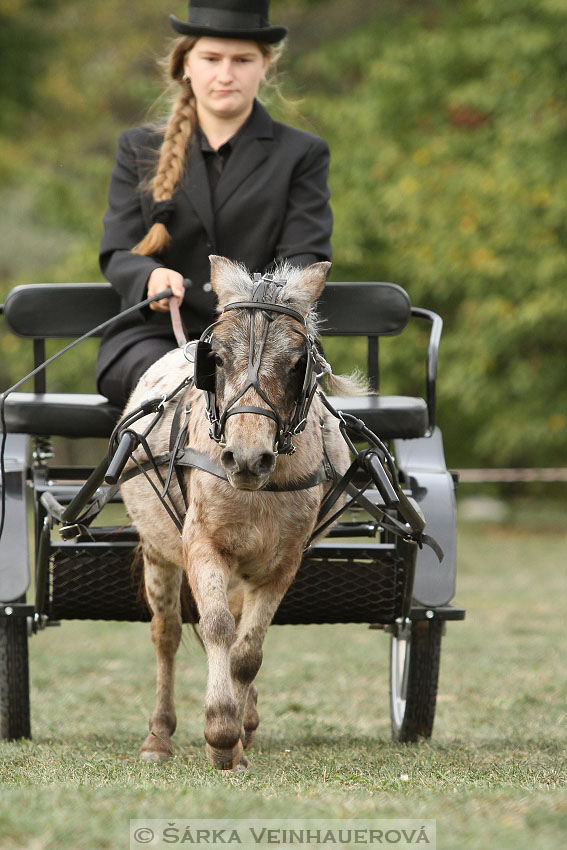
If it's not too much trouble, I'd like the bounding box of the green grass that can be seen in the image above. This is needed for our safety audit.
[1,506,565,849]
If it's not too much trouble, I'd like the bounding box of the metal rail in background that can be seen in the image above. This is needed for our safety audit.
[457,468,567,483]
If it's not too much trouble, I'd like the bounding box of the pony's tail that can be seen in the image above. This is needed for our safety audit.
[180,576,205,651]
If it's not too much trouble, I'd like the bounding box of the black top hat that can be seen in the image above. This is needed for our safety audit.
[170,0,288,43]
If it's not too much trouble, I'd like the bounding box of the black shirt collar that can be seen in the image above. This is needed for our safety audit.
[197,101,261,156]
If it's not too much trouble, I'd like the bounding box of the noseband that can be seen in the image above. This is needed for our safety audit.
[193,274,318,455]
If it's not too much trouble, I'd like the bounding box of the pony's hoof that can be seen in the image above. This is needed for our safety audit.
[140,749,172,762]
[206,740,244,770]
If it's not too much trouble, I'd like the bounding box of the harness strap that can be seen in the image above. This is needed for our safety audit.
[166,390,191,510]
[128,450,184,533]
[175,447,227,481]
[222,404,280,426]
[174,447,332,491]
[316,456,361,525]
[222,301,304,323]
[344,485,445,562]
[266,466,331,492]
[116,447,333,492]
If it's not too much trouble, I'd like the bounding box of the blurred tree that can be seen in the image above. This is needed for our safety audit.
[290,0,567,467]
[0,0,63,133]
[0,0,565,468]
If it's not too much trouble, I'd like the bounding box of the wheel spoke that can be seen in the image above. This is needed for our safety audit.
[390,634,410,730]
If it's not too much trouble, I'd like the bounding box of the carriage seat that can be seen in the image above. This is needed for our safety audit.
[2,393,122,439]
[1,391,428,441]
[1,281,441,443]
[326,394,428,440]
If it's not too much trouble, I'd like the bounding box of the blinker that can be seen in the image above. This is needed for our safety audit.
[194,340,216,393]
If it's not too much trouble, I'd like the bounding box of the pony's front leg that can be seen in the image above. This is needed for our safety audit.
[230,569,295,753]
[185,540,242,770]
[140,551,183,762]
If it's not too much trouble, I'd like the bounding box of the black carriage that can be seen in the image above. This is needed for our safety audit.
[0,280,464,744]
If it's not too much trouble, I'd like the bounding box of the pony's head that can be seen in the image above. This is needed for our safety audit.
[196,256,331,490]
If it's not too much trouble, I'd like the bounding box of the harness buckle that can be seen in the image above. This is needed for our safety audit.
[59,523,89,541]
[277,430,296,455]
[183,341,197,363]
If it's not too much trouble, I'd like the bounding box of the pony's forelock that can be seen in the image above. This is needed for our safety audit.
[213,260,322,338]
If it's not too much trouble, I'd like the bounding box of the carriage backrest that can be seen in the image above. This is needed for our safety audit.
[2,281,412,393]
[2,284,120,339]
[316,282,410,337]
[1,281,440,437]
[2,281,411,339]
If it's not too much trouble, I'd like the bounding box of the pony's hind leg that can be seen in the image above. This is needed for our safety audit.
[140,548,183,762]
[242,683,259,750]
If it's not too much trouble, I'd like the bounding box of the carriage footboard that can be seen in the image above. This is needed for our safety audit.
[43,535,416,627]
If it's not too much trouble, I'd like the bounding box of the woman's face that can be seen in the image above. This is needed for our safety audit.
[184,38,269,125]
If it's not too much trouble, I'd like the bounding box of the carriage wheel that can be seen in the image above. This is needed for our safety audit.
[0,617,31,740]
[389,618,442,743]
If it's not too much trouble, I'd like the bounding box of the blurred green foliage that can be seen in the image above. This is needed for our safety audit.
[0,0,59,133]
[0,0,565,467]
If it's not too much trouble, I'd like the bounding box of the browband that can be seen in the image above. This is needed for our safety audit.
[222,301,305,323]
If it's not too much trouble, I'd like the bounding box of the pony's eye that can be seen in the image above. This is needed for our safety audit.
[214,353,224,368]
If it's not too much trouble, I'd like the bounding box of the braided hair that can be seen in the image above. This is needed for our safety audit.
[132,37,198,256]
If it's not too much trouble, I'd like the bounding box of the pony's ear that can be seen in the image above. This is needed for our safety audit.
[209,255,250,308]
[209,255,234,292]
[284,262,331,316]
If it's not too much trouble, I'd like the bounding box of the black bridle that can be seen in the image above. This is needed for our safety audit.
[193,274,318,455]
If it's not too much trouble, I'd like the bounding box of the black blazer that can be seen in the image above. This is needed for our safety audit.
[96,100,333,380]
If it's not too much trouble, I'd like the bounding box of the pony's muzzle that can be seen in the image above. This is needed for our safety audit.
[220,445,276,488]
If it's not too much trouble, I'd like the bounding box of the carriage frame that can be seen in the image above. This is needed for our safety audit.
[0,280,465,744]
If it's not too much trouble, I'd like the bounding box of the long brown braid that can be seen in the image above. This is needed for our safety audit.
[132,37,198,256]
[131,36,279,258]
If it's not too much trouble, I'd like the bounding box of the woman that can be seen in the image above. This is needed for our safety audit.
[97,0,333,408]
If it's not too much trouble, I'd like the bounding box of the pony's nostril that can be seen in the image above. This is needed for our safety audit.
[220,449,237,472]
[256,451,276,475]
[221,447,275,477]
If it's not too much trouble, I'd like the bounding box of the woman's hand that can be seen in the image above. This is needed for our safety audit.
[147,268,186,312]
